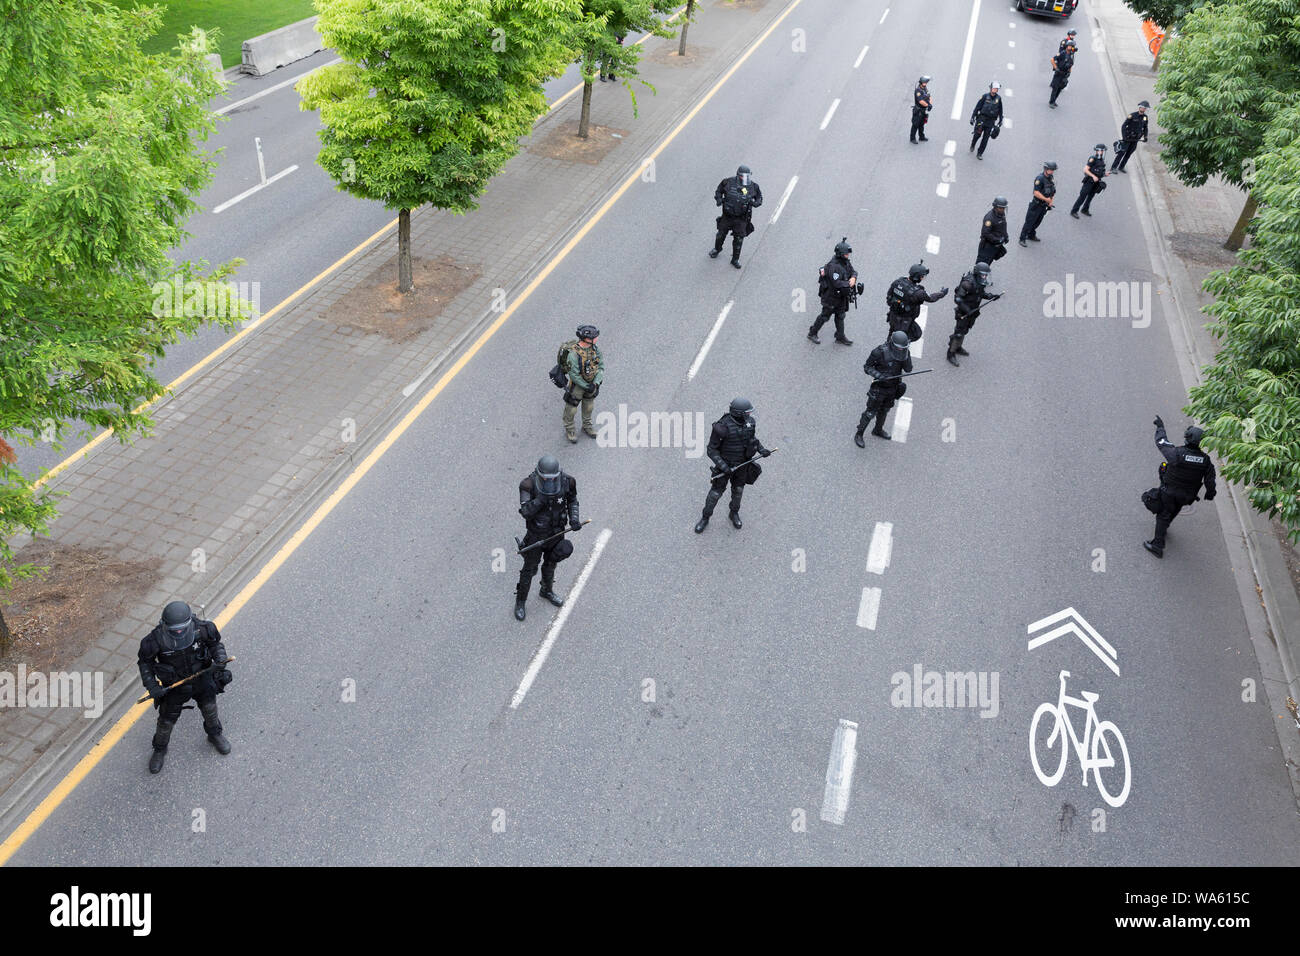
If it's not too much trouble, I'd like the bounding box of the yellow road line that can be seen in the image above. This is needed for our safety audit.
[0,0,804,865]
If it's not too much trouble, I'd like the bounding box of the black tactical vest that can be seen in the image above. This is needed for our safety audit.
[1163,449,1210,498]
[151,626,210,685]
[716,415,757,464]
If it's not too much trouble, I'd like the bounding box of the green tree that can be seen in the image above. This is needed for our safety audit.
[1120,0,1208,29]
[0,2,246,650]
[1154,0,1300,247]
[298,0,583,293]
[574,0,677,140]
[677,0,698,57]
[1186,106,1300,540]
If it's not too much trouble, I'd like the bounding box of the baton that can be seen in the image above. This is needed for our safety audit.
[137,657,236,704]
[516,519,591,554]
[709,447,778,480]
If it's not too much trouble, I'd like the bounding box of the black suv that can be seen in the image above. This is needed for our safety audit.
[1017,0,1079,17]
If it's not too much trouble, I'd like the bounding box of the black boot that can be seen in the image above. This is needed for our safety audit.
[854,430,866,448]
[1143,540,1164,558]
[834,334,853,346]
[708,248,720,259]
[149,718,174,774]
[855,408,874,448]
[538,566,565,607]
[149,748,166,774]
[694,515,710,533]
[807,329,821,344]
[696,488,722,533]
[872,410,891,440]
[728,487,743,529]
[730,257,742,270]
[514,596,527,620]
[947,336,961,366]
[199,701,230,755]
[956,342,970,356]
[208,733,232,755]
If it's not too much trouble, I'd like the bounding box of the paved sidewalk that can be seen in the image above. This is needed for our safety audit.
[0,0,795,821]
[1093,0,1300,770]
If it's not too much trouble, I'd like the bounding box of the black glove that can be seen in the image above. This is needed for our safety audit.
[569,517,581,531]
[1153,415,1164,430]
[520,497,543,517]
[214,668,233,689]
[937,287,949,297]
[148,684,168,701]
[897,381,907,398]
[1205,492,1216,501]
[759,448,772,458]
[715,460,732,475]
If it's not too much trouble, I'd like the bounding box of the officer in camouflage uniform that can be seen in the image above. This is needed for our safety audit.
[138,601,233,774]
[695,398,772,533]
[515,455,582,621]
[562,325,603,443]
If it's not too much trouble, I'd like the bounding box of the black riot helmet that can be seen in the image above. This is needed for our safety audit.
[1044,160,1058,172]
[1094,142,1107,153]
[908,262,929,282]
[1138,100,1150,110]
[835,237,852,257]
[159,600,196,651]
[888,330,911,358]
[576,324,599,341]
[729,397,754,423]
[974,261,991,282]
[533,455,563,497]
[993,195,1008,209]
[1184,426,1204,448]
[736,164,752,186]
[918,74,931,85]
[989,80,1001,93]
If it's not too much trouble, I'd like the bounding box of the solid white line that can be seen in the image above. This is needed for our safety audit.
[856,588,882,630]
[820,719,859,824]
[401,349,451,397]
[892,397,913,443]
[688,300,734,381]
[944,140,957,157]
[770,175,799,224]
[214,59,343,115]
[951,0,983,120]
[926,234,940,255]
[913,305,928,358]
[866,522,894,575]
[936,182,950,198]
[819,98,841,131]
[510,528,613,709]
[854,45,869,68]
[212,165,298,213]
[879,7,889,23]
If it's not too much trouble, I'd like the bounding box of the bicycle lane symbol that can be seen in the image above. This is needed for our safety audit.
[1026,609,1132,809]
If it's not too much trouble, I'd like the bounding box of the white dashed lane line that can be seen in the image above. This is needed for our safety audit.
[936,182,950,198]
[879,7,890,24]
[821,719,859,824]
[866,522,894,575]
[892,397,914,443]
[944,140,957,156]
[820,98,841,131]
[770,175,798,224]
[913,305,928,358]
[856,587,882,631]
[854,45,869,69]
[926,234,941,255]
[688,300,734,381]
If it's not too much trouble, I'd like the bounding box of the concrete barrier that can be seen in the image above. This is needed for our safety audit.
[240,16,323,76]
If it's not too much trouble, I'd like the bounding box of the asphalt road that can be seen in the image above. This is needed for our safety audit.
[12,0,1300,864]
[14,46,623,477]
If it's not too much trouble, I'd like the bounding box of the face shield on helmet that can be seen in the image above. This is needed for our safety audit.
[888,330,911,359]
[974,262,991,284]
[729,397,753,423]
[534,455,563,497]
[736,165,751,187]
[159,601,196,652]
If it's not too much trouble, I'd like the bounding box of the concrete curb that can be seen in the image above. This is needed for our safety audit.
[0,0,804,850]
[1092,0,1300,795]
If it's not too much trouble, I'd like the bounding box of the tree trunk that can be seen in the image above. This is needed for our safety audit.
[1224,194,1257,252]
[0,607,10,657]
[398,208,412,293]
[678,0,695,56]
[578,79,593,139]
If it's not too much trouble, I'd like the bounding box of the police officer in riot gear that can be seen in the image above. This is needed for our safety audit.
[1058,30,1078,55]
[886,262,948,342]
[1112,100,1150,173]
[695,398,771,533]
[1018,161,1057,245]
[515,456,581,620]
[856,331,914,446]
[711,165,763,268]
[947,262,1001,367]
[1142,418,1217,558]
[1071,144,1109,218]
[911,75,933,143]
[137,601,233,774]
[808,238,864,345]
[969,81,1004,159]
[977,197,1010,265]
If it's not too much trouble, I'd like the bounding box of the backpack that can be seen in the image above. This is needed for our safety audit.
[886,277,911,313]
[549,339,577,388]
